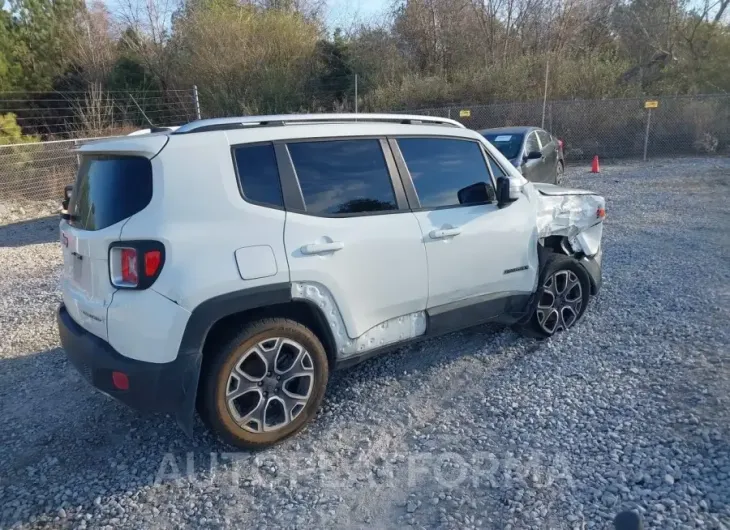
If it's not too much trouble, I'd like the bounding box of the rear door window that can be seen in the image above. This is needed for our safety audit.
[287,139,398,216]
[69,156,152,231]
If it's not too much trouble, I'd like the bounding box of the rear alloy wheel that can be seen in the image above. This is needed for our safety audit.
[521,253,591,338]
[199,318,328,449]
[226,338,315,434]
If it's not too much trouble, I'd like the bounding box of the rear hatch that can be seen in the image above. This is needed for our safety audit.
[60,136,166,340]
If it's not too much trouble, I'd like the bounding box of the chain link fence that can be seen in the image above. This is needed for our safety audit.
[0,137,111,206]
[2,93,729,224]
[411,94,730,160]
[0,88,199,138]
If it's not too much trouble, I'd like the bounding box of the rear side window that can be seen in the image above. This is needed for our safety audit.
[233,143,283,208]
[69,156,152,231]
[287,139,397,216]
[397,138,493,209]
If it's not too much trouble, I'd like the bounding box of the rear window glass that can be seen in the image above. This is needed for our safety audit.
[69,156,152,231]
[233,143,283,208]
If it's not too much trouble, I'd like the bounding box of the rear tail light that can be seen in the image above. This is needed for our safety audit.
[558,139,564,150]
[120,248,139,285]
[109,241,165,289]
[144,250,162,277]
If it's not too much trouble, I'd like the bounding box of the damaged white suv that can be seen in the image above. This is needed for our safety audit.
[57,114,605,448]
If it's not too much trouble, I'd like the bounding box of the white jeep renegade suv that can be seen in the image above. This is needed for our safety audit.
[57,114,605,448]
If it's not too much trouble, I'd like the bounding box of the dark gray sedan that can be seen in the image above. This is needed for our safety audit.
[479,126,564,184]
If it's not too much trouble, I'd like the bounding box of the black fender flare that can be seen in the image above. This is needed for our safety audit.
[173,283,292,435]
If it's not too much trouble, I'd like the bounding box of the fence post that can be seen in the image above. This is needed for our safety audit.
[548,103,553,132]
[643,108,652,162]
[192,85,202,120]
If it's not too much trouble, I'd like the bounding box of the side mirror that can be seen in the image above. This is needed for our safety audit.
[457,182,496,205]
[524,151,542,161]
[496,177,513,208]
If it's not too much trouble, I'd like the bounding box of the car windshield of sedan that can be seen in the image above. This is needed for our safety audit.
[483,133,524,160]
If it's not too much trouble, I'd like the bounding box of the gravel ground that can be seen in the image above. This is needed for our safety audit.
[1,157,729,530]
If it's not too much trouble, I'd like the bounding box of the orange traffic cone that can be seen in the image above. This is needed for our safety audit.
[591,155,600,173]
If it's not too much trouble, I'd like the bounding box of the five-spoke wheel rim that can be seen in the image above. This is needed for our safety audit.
[226,338,314,433]
[536,270,583,335]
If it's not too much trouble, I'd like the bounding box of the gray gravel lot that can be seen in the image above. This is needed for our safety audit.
[1,157,729,530]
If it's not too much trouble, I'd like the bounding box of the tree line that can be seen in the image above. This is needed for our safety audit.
[1,0,729,138]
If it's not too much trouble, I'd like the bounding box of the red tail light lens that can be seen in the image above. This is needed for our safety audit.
[110,242,165,289]
[558,139,564,149]
[144,250,162,276]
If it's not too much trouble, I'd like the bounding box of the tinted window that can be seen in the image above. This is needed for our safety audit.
[483,133,523,160]
[288,139,397,215]
[233,143,283,208]
[69,156,152,231]
[537,130,552,148]
[525,132,540,154]
[486,153,507,178]
[397,138,493,208]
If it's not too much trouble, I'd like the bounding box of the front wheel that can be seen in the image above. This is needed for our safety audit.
[198,318,329,449]
[521,254,591,338]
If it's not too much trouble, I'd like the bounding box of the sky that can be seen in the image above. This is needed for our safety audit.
[93,0,391,34]
[325,0,390,29]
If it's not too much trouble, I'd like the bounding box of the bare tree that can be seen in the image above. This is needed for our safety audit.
[68,1,119,84]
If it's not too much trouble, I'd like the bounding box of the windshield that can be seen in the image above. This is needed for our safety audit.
[483,133,524,160]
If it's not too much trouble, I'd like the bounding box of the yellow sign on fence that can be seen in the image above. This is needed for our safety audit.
[459,109,471,118]
[644,100,659,109]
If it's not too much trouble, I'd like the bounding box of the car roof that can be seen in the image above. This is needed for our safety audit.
[174,113,466,134]
[478,126,540,135]
[76,118,487,157]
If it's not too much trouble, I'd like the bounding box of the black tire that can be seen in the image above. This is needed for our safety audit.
[520,253,591,338]
[198,318,329,449]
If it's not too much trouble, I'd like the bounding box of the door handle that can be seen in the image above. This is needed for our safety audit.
[301,241,344,255]
[429,228,461,239]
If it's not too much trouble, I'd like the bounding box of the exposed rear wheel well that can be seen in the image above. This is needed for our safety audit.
[200,301,337,370]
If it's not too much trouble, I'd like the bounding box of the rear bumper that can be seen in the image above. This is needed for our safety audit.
[58,304,200,425]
